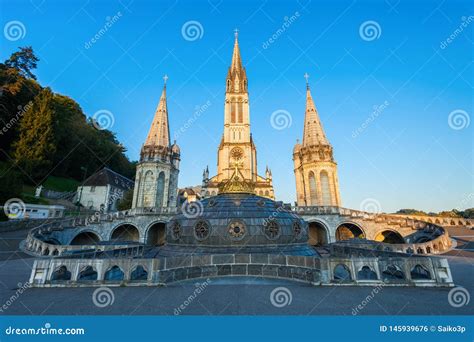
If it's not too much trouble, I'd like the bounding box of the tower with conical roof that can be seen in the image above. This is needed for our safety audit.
[132,75,180,209]
[201,30,274,199]
[293,74,341,207]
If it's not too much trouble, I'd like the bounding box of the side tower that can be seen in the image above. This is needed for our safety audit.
[132,76,180,209]
[293,74,341,207]
[201,31,274,199]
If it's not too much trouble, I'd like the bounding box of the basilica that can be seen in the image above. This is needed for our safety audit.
[23,32,460,288]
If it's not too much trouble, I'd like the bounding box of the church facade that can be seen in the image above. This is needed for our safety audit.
[201,32,275,200]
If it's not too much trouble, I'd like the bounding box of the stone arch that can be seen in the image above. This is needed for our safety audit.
[104,266,124,281]
[320,170,332,205]
[156,171,165,208]
[51,266,71,282]
[357,266,378,280]
[335,222,365,241]
[110,223,140,242]
[146,221,166,246]
[130,265,148,281]
[410,264,431,280]
[78,266,98,281]
[382,265,405,280]
[416,247,424,254]
[450,219,456,226]
[308,171,317,205]
[308,220,329,246]
[70,231,100,245]
[211,191,216,196]
[264,190,269,197]
[333,264,352,281]
[42,247,50,256]
[435,219,440,224]
[374,230,404,244]
[52,249,59,256]
[426,245,432,253]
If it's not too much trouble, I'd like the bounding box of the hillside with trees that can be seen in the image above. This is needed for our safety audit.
[0,47,135,204]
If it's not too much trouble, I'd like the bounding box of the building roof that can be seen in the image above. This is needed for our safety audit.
[82,168,133,191]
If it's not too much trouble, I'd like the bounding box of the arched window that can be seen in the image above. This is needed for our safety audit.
[230,98,236,123]
[320,170,331,205]
[237,98,243,123]
[308,171,317,205]
[143,171,154,207]
[156,172,165,208]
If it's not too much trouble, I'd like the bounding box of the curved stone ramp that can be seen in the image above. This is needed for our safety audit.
[29,253,453,288]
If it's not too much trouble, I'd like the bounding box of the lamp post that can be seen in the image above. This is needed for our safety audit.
[77,166,88,215]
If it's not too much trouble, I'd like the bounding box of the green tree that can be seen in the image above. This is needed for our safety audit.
[5,46,39,80]
[14,88,56,181]
[117,189,134,210]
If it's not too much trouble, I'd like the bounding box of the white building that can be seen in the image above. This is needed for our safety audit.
[76,168,134,213]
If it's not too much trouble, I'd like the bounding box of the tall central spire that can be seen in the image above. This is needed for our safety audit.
[227,29,247,94]
[144,75,170,148]
[302,76,329,147]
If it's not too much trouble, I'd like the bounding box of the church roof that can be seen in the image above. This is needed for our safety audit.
[82,167,133,191]
[302,81,330,147]
[144,77,170,148]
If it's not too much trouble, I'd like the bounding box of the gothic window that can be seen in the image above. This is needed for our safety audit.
[156,172,165,208]
[320,171,332,205]
[238,98,243,123]
[194,220,210,241]
[308,171,317,205]
[227,220,246,240]
[263,220,280,240]
[143,171,154,207]
[171,221,181,240]
[230,98,236,123]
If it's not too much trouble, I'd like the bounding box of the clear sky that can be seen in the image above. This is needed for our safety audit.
[1,0,472,213]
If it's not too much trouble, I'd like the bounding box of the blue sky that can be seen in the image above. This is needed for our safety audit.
[1,0,472,212]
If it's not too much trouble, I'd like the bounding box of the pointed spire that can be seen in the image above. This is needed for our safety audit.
[231,28,243,72]
[144,75,170,147]
[302,74,329,147]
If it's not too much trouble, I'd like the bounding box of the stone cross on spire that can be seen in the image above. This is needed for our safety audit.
[234,28,239,38]
[163,74,168,85]
[304,72,310,88]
